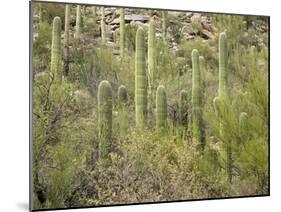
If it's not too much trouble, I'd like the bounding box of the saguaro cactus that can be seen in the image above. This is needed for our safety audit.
[156,85,167,128]
[101,7,106,44]
[98,80,113,160]
[135,27,147,128]
[218,32,232,183]
[119,8,125,57]
[63,5,70,76]
[199,56,205,98]
[51,16,62,82]
[179,90,188,128]
[191,49,204,149]
[148,16,156,93]
[118,85,128,136]
[162,11,168,42]
[75,5,81,41]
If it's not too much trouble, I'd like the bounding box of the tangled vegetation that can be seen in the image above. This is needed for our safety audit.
[31,2,269,210]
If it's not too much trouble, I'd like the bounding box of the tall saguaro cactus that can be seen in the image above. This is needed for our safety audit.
[218,32,232,183]
[63,5,70,76]
[101,7,106,45]
[51,16,62,82]
[135,27,147,128]
[75,5,81,41]
[162,11,168,42]
[119,8,125,57]
[219,32,228,99]
[191,49,204,150]
[118,85,128,136]
[156,85,167,128]
[179,90,188,128]
[148,16,156,93]
[98,80,113,160]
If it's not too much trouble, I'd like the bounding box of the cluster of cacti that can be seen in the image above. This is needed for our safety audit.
[75,5,81,41]
[156,85,167,128]
[118,85,128,136]
[135,27,147,128]
[179,90,188,128]
[63,5,70,76]
[101,7,106,44]
[191,49,204,150]
[98,80,113,160]
[162,11,168,42]
[119,8,125,57]
[51,16,62,82]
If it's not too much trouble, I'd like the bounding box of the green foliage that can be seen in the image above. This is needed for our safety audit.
[98,80,113,160]
[50,16,62,82]
[156,85,167,128]
[32,4,269,209]
[179,90,188,128]
[135,27,147,128]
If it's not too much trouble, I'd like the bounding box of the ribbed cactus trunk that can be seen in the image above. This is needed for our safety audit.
[101,7,106,45]
[162,11,168,42]
[119,8,125,57]
[51,16,62,82]
[199,56,205,101]
[98,80,113,160]
[75,5,81,41]
[179,90,188,128]
[191,49,204,150]
[148,16,156,117]
[148,16,156,89]
[63,5,70,76]
[218,32,232,183]
[118,85,128,136]
[135,27,147,128]
[156,85,167,128]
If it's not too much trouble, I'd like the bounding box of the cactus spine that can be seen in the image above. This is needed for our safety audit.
[51,16,62,82]
[179,90,188,128]
[148,16,156,93]
[118,85,128,136]
[120,8,125,57]
[191,49,204,150]
[101,7,106,45]
[135,27,147,128]
[156,85,167,128]
[162,11,168,42]
[63,5,70,76]
[75,5,81,41]
[98,80,113,160]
